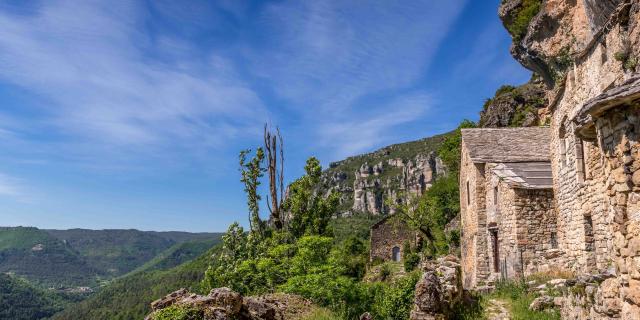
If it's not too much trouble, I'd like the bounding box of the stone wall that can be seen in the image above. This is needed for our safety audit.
[536,1,640,318]
[514,188,559,276]
[483,164,558,283]
[459,142,489,289]
[370,215,416,262]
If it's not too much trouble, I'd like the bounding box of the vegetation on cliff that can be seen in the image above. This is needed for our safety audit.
[319,132,452,215]
[479,78,547,128]
[501,0,542,41]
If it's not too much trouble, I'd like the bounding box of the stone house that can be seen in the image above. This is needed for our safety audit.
[470,0,640,317]
[459,128,559,289]
[370,214,417,262]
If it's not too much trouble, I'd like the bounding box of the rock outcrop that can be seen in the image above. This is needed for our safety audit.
[320,134,450,216]
[479,77,549,128]
[410,255,463,320]
[145,288,315,320]
[351,153,444,215]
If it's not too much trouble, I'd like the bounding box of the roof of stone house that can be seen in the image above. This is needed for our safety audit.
[461,127,551,163]
[370,214,408,230]
[491,162,553,189]
[574,74,640,125]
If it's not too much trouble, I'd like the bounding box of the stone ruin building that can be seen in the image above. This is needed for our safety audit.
[370,214,417,262]
[459,127,558,289]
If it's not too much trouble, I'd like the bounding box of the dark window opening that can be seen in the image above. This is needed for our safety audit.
[490,229,499,272]
[392,246,401,262]
[585,216,594,251]
[466,181,470,205]
[551,231,558,249]
[494,186,498,205]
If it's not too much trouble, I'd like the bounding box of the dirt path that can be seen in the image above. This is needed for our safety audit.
[485,299,510,320]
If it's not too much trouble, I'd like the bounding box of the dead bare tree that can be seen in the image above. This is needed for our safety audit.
[264,124,284,229]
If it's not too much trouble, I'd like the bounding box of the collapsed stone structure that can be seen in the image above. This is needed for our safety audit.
[460,127,558,289]
[370,214,417,262]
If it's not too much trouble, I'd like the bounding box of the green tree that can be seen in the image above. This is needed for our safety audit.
[283,157,339,238]
[437,119,476,176]
[239,148,266,236]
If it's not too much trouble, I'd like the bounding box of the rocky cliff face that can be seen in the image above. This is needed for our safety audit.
[320,133,450,216]
[479,76,549,128]
[499,0,637,88]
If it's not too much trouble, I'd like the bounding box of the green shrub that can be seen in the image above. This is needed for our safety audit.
[152,305,203,320]
[380,263,393,281]
[504,0,542,41]
[372,271,421,320]
[403,252,420,272]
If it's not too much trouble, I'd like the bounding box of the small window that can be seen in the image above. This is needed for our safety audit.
[493,186,498,205]
[550,232,558,249]
[562,138,570,167]
[392,246,401,262]
[466,181,470,205]
[576,138,586,182]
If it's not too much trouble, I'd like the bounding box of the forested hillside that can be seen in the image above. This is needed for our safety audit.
[0,274,70,320]
[51,245,219,320]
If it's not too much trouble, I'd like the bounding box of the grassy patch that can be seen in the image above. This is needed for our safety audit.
[487,281,560,320]
[301,308,340,320]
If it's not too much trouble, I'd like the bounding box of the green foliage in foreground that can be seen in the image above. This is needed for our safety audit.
[0,273,72,320]
[201,154,421,320]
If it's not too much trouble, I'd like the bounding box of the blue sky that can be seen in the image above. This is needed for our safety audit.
[0,0,530,232]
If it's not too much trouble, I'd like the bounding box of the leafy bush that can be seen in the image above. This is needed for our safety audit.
[504,0,542,41]
[152,305,203,320]
[437,120,476,176]
[403,252,420,272]
[372,271,421,320]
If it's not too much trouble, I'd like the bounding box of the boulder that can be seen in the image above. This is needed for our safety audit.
[529,295,554,311]
[150,288,189,311]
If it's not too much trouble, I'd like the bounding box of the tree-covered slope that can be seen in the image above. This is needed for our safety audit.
[0,273,71,320]
[45,229,220,277]
[0,227,99,288]
[51,245,218,320]
[0,227,222,290]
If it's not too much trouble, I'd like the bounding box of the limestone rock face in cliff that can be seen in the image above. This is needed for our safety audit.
[499,0,638,87]
[319,133,450,216]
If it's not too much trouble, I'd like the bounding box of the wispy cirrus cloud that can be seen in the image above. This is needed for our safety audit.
[317,92,433,158]
[245,0,467,159]
[0,172,24,199]
[0,1,266,165]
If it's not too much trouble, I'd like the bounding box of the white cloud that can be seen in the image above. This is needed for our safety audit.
[317,92,432,159]
[246,1,466,159]
[0,173,23,198]
[0,1,267,162]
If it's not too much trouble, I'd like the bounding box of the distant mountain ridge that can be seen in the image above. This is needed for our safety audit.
[0,226,221,288]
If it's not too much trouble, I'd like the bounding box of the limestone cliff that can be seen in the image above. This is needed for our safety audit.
[319,133,450,216]
[499,0,638,88]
